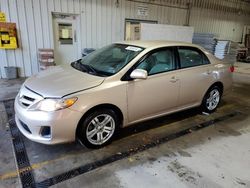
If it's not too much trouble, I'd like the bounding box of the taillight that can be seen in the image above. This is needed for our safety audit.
[229,66,234,73]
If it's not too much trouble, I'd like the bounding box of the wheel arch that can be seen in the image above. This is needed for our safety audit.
[75,103,124,137]
[208,81,224,94]
[202,81,224,104]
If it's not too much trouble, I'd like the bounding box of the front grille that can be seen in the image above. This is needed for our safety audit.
[19,95,35,107]
[21,102,29,107]
[20,120,32,134]
[23,95,35,102]
[18,86,43,108]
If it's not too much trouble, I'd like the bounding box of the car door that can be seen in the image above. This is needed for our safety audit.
[126,47,180,123]
[176,46,215,107]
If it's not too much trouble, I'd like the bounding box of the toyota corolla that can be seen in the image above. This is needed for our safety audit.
[14,41,233,148]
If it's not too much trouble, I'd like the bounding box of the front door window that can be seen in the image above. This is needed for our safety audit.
[136,48,176,75]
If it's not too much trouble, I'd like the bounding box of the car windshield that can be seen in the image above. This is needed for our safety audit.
[76,44,144,76]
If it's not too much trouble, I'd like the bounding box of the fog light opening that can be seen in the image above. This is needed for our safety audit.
[40,126,51,138]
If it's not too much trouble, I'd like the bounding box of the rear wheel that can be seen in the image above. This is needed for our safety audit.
[77,109,119,148]
[201,86,222,113]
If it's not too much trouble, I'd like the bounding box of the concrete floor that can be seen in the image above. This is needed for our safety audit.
[0,63,250,188]
[0,78,25,102]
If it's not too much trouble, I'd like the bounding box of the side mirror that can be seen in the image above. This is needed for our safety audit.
[130,69,148,80]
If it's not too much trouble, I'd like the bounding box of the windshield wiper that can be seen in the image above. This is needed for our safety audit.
[71,61,109,77]
[81,64,97,74]
[79,62,97,75]
[72,61,97,75]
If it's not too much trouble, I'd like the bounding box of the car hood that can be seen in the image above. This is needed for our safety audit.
[24,64,105,98]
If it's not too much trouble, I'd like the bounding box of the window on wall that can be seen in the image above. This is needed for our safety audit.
[136,48,175,75]
[178,48,209,68]
[58,23,73,45]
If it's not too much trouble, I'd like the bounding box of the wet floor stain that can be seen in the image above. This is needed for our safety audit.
[147,157,157,163]
[177,150,192,157]
[168,160,202,185]
[217,127,242,136]
[235,178,246,186]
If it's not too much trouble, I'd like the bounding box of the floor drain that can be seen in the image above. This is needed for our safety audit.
[3,100,36,188]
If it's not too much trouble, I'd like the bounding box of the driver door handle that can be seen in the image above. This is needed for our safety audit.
[170,76,179,83]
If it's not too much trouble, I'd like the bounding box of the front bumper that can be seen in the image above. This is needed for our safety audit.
[14,96,83,144]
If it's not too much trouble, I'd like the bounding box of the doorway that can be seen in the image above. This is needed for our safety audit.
[52,13,79,65]
[125,19,157,41]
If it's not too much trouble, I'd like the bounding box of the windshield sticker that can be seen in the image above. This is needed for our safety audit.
[125,46,142,52]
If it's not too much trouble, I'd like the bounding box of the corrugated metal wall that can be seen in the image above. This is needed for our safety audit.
[0,0,250,78]
[191,8,249,42]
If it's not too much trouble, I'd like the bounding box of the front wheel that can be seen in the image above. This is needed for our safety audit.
[77,109,119,148]
[201,86,222,113]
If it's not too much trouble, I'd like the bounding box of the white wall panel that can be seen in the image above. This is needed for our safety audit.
[25,0,38,74]
[61,0,68,13]
[53,0,61,12]
[96,0,102,47]
[106,0,112,44]
[17,0,32,76]
[40,0,50,48]
[85,0,92,48]
[0,0,250,78]
[111,0,118,42]
[33,0,44,48]
[68,0,74,13]
[91,0,97,48]
[0,0,9,78]
[80,0,87,49]
[47,0,55,49]
[10,0,25,77]
[100,0,108,46]
[121,0,126,41]
[73,0,82,58]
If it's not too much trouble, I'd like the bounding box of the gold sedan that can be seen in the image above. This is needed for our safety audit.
[15,41,233,148]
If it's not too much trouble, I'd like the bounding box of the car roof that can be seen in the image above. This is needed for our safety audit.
[116,40,202,49]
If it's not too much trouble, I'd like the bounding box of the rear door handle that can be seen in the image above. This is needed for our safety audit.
[170,76,179,83]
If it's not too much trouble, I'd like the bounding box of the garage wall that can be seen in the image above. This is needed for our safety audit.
[0,0,187,78]
[0,0,250,78]
[190,7,250,42]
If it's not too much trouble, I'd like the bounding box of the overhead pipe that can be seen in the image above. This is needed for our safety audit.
[191,0,250,15]
[126,0,250,15]
[126,0,189,10]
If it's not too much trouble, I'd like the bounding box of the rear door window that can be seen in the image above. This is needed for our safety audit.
[178,47,209,69]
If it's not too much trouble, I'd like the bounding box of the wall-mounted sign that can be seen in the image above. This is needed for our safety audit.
[137,5,148,16]
[0,22,18,49]
[0,12,6,22]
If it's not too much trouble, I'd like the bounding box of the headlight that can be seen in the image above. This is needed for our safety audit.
[28,97,78,112]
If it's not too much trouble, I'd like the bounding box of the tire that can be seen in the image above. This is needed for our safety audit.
[201,86,222,113]
[77,108,120,148]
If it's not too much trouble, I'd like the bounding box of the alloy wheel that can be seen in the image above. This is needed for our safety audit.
[206,89,220,111]
[86,114,115,145]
